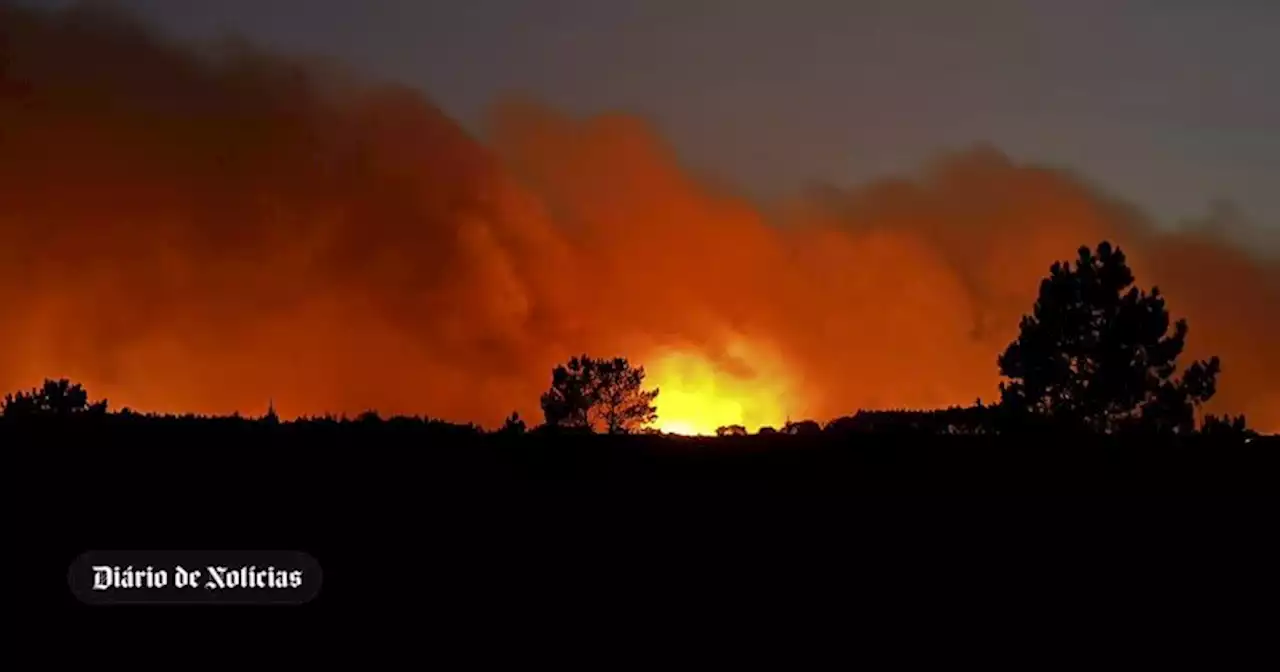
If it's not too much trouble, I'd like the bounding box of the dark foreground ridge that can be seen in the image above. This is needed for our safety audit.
[13,416,1275,496]
[13,416,1277,640]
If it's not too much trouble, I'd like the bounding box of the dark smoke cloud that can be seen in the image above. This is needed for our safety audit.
[2,3,1277,430]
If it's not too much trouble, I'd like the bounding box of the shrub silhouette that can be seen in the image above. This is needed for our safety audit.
[782,420,822,436]
[1,378,108,418]
[500,411,527,435]
[540,355,659,434]
[997,241,1226,434]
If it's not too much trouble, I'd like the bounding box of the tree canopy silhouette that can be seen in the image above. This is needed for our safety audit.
[716,424,748,437]
[997,241,1224,434]
[1,378,109,418]
[500,411,527,435]
[540,355,659,434]
[782,419,822,436]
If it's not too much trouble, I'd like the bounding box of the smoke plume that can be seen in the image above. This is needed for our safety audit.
[2,4,1277,430]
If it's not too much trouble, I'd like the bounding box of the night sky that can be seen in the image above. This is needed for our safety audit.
[19,0,1280,231]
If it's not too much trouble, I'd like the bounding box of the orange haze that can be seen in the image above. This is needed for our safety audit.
[2,5,1277,432]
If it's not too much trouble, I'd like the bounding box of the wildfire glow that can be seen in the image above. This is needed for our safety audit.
[2,4,1278,434]
[646,338,793,435]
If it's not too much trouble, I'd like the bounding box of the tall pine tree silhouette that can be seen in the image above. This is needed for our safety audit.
[997,242,1223,434]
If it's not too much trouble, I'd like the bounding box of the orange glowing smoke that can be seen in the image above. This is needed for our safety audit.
[2,5,1277,432]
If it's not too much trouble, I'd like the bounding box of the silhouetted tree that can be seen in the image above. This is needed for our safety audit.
[540,356,594,430]
[998,241,1223,434]
[823,416,861,435]
[715,424,748,437]
[500,411,527,435]
[540,355,659,434]
[1,379,108,418]
[263,400,279,426]
[783,420,822,436]
[757,426,777,435]
[1201,414,1255,439]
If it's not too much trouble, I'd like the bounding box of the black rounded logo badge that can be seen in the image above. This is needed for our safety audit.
[68,550,322,605]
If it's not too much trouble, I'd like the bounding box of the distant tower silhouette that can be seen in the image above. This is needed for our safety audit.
[264,399,279,425]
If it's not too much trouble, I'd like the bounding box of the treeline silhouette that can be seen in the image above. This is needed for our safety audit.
[7,242,1275,499]
[3,242,1262,440]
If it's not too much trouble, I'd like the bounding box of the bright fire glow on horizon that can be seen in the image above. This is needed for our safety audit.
[645,338,793,436]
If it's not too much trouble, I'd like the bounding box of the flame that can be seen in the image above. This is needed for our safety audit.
[646,337,793,435]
